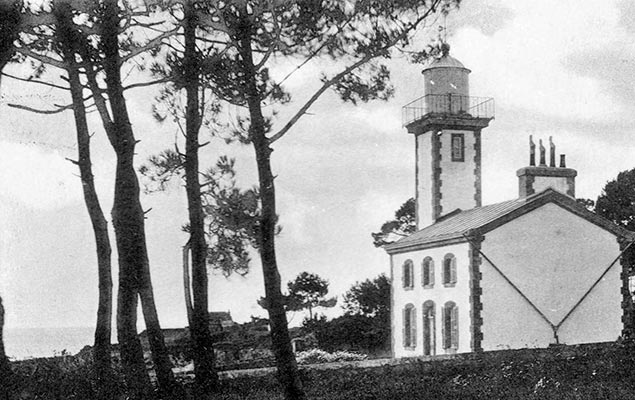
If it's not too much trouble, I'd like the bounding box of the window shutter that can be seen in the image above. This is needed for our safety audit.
[451,257,457,284]
[422,261,427,286]
[443,259,448,284]
[403,261,413,288]
[402,308,407,347]
[441,306,447,349]
[451,306,459,349]
[402,264,406,288]
[411,308,417,347]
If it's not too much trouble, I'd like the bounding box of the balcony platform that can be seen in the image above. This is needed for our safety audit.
[403,94,495,133]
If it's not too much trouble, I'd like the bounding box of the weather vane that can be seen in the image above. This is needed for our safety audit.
[435,8,450,57]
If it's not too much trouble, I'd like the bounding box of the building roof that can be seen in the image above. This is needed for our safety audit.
[209,311,233,321]
[422,54,470,72]
[385,188,635,254]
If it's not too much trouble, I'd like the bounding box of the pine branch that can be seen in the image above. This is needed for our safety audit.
[15,47,65,69]
[123,78,171,91]
[119,27,180,65]
[269,1,443,144]
[268,56,370,144]
[7,101,73,114]
[1,72,69,90]
[253,3,282,71]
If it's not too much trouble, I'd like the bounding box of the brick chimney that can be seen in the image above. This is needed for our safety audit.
[517,136,577,198]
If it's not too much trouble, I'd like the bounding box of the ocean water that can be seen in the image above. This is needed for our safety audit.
[4,326,95,360]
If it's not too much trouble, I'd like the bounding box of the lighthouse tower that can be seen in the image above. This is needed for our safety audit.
[403,45,494,228]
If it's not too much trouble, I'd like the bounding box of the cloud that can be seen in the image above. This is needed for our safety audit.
[451,0,629,122]
[0,141,84,210]
[276,188,317,246]
[564,48,635,110]
[451,0,514,36]
[617,0,635,35]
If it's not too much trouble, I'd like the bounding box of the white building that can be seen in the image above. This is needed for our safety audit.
[386,47,635,359]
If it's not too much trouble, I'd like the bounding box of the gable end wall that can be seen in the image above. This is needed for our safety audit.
[479,203,622,351]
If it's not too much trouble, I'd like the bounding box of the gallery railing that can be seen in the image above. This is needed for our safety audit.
[402,94,495,126]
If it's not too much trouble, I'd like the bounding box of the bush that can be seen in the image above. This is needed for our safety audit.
[296,349,367,364]
[303,314,388,354]
[8,355,125,399]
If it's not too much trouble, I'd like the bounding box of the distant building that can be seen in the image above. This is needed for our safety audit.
[138,328,190,351]
[387,45,635,358]
[135,311,235,352]
[209,311,235,332]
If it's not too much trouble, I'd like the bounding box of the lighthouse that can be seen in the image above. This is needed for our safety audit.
[387,43,631,360]
[402,45,495,228]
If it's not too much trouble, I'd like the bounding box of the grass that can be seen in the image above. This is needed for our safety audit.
[5,342,635,399]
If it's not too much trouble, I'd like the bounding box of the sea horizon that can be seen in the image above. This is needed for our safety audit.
[4,326,95,360]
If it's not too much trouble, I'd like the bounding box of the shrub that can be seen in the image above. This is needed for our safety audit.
[296,349,367,364]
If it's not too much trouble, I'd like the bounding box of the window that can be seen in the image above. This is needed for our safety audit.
[403,304,417,348]
[442,254,457,287]
[442,301,458,351]
[422,257,434,288]
[451,133,464,162]
[422,301,436,356]
[402,260,414,289]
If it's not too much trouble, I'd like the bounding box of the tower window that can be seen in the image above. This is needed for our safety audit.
[422,257,434,288]
[402,260,414,290]
[451,134,465,162]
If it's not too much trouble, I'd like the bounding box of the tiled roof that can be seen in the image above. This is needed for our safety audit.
[385,188,635,254]
[387,198,527,250]
[209,311,232,321]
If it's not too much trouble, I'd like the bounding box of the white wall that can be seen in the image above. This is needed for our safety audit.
[439,129,478,215]
[391,243,472,358]
[416,129,478,228]
[480,203,622,351]
[416,132,433,227]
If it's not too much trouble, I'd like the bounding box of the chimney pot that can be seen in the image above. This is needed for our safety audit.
[529,135,536,166]
[539,139,546,166]
[549,136,556,167]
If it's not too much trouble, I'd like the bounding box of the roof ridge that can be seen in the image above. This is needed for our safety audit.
[386,189,634,254]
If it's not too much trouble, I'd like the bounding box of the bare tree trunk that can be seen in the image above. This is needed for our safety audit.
[99,3,178,398]
[54,6,115,397]
[183,4,219,395]
[238,28,307,400]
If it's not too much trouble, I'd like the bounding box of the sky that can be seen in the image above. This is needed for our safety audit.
[2,0,635,335]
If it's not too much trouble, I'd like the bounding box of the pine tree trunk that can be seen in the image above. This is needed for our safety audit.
[54,6,115,396]
[0,296,11,386]
[251,122,306,400]
[0,2,21,397]
[183,244,194,326]
[0,2,17,389]
[68,51,116,400]
[183,3,219,394]
[138,284,179,396]
[99,3,177,398]
[238,28,307,400]
[118,288,152,399]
